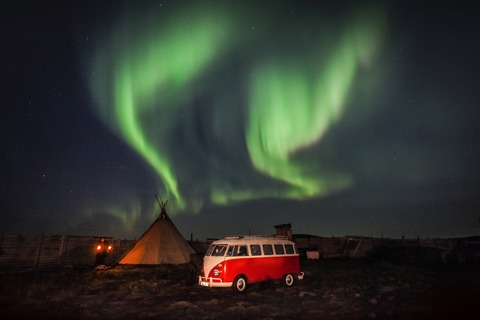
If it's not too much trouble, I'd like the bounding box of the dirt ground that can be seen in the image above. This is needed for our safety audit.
[1,258,479,320]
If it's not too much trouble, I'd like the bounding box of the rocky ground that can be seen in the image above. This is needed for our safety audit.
[0,257,479,320]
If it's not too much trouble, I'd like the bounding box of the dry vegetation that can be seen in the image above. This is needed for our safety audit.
[1,257,479,320]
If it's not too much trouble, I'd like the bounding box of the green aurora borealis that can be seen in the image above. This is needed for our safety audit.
[88,2,387,214]
[4,0,480,239]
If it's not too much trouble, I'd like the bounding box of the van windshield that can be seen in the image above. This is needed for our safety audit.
[206,244,228,256]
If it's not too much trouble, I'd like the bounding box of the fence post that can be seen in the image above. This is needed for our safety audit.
[58,235,67,266]
[34,233,44,269]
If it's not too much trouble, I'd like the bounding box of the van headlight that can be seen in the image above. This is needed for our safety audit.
[213,269,220,276]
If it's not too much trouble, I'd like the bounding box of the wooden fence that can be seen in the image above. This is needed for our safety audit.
[295,236,380,259]
[2,233,479,269]
[295,235,480,263]
[0,234,135,269]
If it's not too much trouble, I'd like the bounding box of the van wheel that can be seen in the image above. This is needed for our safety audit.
[282,273,296,287]
[232,275,248,293]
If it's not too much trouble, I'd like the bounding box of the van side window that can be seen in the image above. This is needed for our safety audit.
[262,244,273,255]
[226,245,234,256]
[285,244,294,254]
[232,245,248,256]
[250,244,261,256]
[274,244,285,255]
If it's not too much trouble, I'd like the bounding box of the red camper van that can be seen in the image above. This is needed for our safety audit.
[199,235,304,292]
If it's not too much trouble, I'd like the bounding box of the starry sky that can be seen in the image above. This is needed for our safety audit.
[2,0,479,240]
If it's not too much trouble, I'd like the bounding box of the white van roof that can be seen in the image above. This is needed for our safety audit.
[223,235,288,240]
[211,235,294,245]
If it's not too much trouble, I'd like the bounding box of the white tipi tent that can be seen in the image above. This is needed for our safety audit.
[118,198,195,265]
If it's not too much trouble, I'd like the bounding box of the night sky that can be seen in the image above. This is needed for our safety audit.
[2,1,479,240]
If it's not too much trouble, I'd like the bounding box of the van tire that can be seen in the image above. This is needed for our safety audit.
[232,275,248,293]
[282,273,296,287]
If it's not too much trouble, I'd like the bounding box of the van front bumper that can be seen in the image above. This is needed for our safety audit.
[198,276,232,288]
